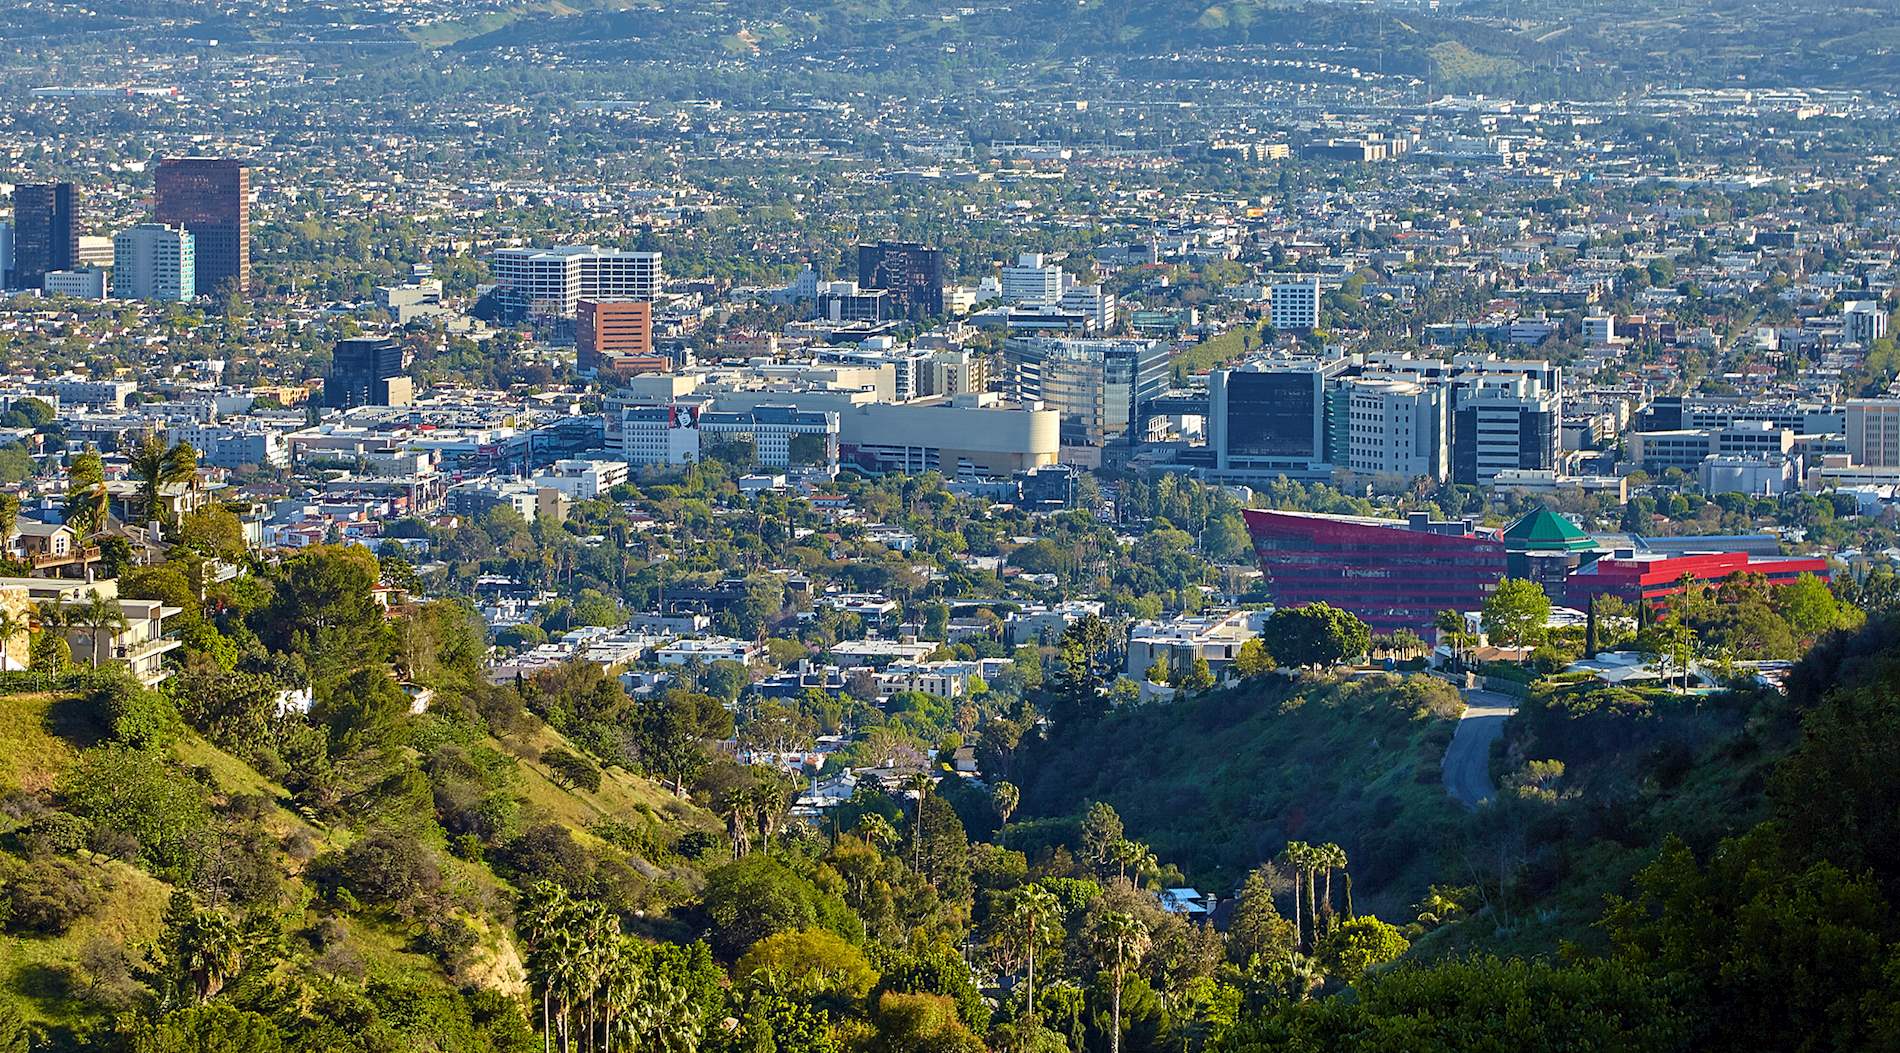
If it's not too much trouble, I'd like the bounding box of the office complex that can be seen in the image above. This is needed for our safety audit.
[112,224,195,301]
[577,299,657,374]
[1846,399,1900,468]
[1001,253,1064,304]
[326,337,412,409]
[1566,550,1832,610]
[1341,377,1448,480]
[154,157,250,296]
[490,247,662,318]
[1451,378,1561,485]
[42,269,106,299]
[0,222,11,289]
[1844,301,1889,346]
[857,241,944,319]
[1243,508,1507,632]
[1269,276,1321,330]
[11,183,77,290]
[1006,337,1170,447]
[1207,358,1344,481]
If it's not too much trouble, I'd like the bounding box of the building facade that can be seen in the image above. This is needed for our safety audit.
[577,299,655,372]
[857,240,944,319]
[1006,336,1169,446]
[1243,508,1506,633]
[154,157,249,296]
[11,182,77,290]
[112,223,195,301]
[1269,276,1321,330]
[326,337,412,409]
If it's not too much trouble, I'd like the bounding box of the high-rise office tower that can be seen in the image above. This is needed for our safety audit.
[154,157,250,296]
[857,240,944,320]
[112,224,196,301]
[12,183,78,290]
[326,337,412,409]
[490,247,662,318]
[0,222,13,290]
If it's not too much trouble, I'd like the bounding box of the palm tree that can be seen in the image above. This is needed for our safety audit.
[184,907,244,1001]
[127,432,199,529]
[0,608,30,672]
[856,813,899,853]
[519,882,578,1053]
[1317,843,1348,936]
[74,591,127,669]
[992,780,1020,829]
[1001,883,1061,1016]
[906,770,934,872]
[1279,841,1310,951]
[600,936,643,1053]
[1088,909,1151,1053]
[63,448,110,546]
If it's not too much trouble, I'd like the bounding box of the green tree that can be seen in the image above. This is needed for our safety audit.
[1264,604,1369,669]
[1315,916,1408,983]
[1482,578,1552,650]
[1086,909,1151,1053]
[1227,865,1296,966]
[735,928,878,1005]
[1233,638,1273,678]
[64,447,110,543]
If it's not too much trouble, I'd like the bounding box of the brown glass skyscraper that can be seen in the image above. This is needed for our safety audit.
[154,157,249,296]
[12,183,77,290]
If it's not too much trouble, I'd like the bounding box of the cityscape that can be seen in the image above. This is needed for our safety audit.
[1,0,1898,1050]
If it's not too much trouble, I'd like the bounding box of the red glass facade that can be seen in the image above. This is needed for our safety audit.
[1243,508,1507,633]
[154,157,249,296]
[1565,551,1831,609]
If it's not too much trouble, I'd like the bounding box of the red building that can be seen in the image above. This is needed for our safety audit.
[154,157,250,296]
[1243,508,1508,633]
[1564,550,1831,609]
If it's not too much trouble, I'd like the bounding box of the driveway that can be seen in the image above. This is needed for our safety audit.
[1443,689,1518,809]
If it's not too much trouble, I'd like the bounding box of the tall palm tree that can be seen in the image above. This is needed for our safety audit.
[1002,883,1061,1016]
[906,770,934,872]
[74,591,127,669]
[1279,841,1310,951]
[1319,843,1349,921]
[63,448,109,546]
[1088,909,1151,1053]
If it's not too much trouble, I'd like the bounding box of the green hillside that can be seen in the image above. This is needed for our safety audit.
[1011,672,1468,913]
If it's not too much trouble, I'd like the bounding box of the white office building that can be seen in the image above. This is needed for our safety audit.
[1845,300,1889,346]
[1001,253,1065,304]
[1343,378,1447,480]
[490,246,663,317]
[1270,276,1321,330]
[531,458,631,500]
[112,223,196,302]
[1060,284,1117,330]
[42,269,107,300]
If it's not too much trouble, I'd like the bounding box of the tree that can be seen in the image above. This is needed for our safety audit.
[1482,578,1551,651]
[1315,916,1408,983]
[1081,801,1125,873]
[126,432,199,528]
[1233,637,1273,678]
[992,781,1021,828]
[735,928,877,1005]
[1086,909,1151,1053]
[1278,842,1313,951]
[1177,654,1215,693]
[1228,865,1296,966]
[994,883,1061,1017]
[1264,604,1369,669]
[72,589,128,669]
[64,447,110,544]
[133,1003,284,1053]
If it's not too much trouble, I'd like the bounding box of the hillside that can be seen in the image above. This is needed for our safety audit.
[1009,672,1470,914]
[0,674,712,1045]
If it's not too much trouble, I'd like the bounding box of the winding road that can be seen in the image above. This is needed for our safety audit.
[1442,689,1519,809]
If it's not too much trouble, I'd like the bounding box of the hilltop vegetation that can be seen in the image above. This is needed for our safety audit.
[1009,673,1468,913]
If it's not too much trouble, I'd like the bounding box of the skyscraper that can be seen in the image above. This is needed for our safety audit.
[326,337,412,409]
[12,183,78,290]
[112,224,195,302]
[154,157,249,296]
[857,241,944,320]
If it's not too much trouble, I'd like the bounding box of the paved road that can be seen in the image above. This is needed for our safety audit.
[1443,689,1519,809]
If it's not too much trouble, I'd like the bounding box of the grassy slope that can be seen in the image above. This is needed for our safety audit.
[0,690,707,1030]
[1014,673,1466,916]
